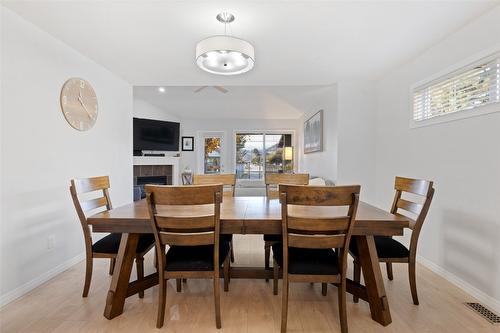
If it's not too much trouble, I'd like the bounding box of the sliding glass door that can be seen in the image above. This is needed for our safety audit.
[235,132,293,180]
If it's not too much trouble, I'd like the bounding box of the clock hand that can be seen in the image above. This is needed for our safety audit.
[78,97,93,120]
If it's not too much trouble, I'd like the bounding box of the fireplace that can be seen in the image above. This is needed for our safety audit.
[133,165,173,199]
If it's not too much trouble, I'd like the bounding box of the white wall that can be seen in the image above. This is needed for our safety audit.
[0,7,133,305]
[374,6,500,311]
[133,97,180,124]
[336,81,377,202]
[298,85,338,181]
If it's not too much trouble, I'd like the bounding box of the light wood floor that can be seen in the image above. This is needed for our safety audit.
[0,235,497,333]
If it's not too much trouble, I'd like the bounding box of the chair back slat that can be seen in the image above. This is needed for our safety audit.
[71,176,110,194]
[396,198,422,215]
[193,174,236,186]
[390,176,435,256]
[193,174,236,196]
[69,176,113,255]
[146,184,223,249]
[145,184,222,205]
[395,176,432,196]
[265,173,309,186]
[159,232,215,246]
[80,196,109,212]
[155,215,215,231]
[287,216,350,233]
[280,184,360,278]
[280,185,358,206]
[288,234,345,249]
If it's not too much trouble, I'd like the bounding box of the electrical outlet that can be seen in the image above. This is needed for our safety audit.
[47,235,55,250]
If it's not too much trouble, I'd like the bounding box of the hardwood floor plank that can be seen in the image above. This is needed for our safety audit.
[1,236,498,333]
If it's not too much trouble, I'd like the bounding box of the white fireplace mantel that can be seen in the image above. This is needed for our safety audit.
[133,156,180,185]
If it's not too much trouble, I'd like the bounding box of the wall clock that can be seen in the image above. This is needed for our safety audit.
[60,78,98,131]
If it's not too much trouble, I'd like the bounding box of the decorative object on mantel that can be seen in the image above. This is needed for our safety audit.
[195,12,255,76]
[181,166,193,185]
[60,78,98,131]
[182,136,194,151]
[304,109,323,153]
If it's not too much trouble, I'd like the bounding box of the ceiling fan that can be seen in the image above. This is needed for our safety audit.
[193,86,228,94]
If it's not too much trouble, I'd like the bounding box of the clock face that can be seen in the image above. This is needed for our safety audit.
[60,78,98,131]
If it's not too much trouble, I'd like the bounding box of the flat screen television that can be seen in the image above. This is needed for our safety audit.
[133,118,180,152]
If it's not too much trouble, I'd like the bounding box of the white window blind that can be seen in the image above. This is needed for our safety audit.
[413,52,500,122]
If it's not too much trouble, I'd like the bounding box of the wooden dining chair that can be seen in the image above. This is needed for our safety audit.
[273,184,360,333]
[350,176,434,305]
[193,173,236,263]
[264,173,309,281]
[145,184,231,329]
[70,176,154,297]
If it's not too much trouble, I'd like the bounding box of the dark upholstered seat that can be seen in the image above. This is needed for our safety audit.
[350,236,409,258]
[272,243,339,275]
[92,233,154,254]
[264,234,282,242]
[165,240,231,271]
[220,234,233,242]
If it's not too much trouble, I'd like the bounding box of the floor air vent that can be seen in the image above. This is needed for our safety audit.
[465,302,500,324]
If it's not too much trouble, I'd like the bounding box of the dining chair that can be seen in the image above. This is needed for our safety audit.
[273,184,360,333]
[145,184,231,329]
[263,173,309,281]
[70,176,154,297]
[350,176,434,305]
[193,173,236,263]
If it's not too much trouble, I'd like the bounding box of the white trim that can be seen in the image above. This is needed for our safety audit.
[409,45,500,129]
[196,131,226,174]
[417,255,500,314]
[0,252,85,308]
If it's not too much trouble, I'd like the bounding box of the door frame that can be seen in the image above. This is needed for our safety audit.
[196,131,227,174]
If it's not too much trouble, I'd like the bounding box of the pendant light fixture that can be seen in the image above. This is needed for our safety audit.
[196,12,255,75]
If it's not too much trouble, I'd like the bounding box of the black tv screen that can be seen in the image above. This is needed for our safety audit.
[133,118,180,151]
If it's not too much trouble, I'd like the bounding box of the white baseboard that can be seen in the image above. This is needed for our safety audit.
[0,252,85,308]
[417,255,500,314]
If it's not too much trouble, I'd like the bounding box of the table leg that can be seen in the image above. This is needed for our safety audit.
[103,233,139,319]
[355,235,392,326]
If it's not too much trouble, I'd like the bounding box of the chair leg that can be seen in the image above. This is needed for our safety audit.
[386,262,393,280]
[322,283,327,296]
[214,271,222,329]
[273,259,279,295]
[281,273,289,333]
[156,274,167,328]
[176,279,182,293]
[223,256,230,292]
[353,259,360,303]
[230,240,235,263]
[264,242,271,282]
[82,255,93,297]
[338,280,348,333]
[409,260,419,305]
[109,258,115,275]
[136,257,144,298]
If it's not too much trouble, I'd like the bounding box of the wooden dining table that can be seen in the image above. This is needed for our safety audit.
[87,195,409,326]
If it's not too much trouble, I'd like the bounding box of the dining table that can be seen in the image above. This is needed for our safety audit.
[87,195,409,326]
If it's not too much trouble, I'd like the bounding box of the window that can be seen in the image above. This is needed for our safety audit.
[235,133,293,180]
[412,52,500,124]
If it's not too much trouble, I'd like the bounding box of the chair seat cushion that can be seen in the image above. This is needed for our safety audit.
[272,243,339,275]
[92,233,154,254]
[264,234,282,242]
[165,240,231,271]
[220,234,233,243]
[349,236,409,258]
